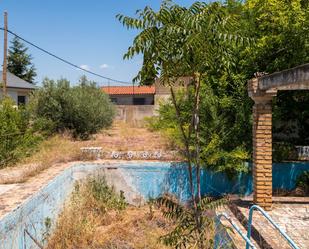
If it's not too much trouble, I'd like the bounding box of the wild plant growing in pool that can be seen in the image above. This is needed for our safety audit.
[117,0,252,247]
[46,175,127,249]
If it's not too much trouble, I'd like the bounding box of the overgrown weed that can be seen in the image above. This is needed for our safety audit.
[46,175,127,249]
[46,176,173,249]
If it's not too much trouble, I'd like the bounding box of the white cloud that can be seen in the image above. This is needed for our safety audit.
[79,64,90,71]
[100,64,109,69]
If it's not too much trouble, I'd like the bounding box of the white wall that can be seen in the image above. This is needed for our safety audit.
[115,105,156,126]
[0,88,31,105]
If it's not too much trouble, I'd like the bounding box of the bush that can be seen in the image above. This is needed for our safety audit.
[0,98,41,168]
[29,77,115,139]
[273,142,298,162]
[46,176,127,249]
[296,171,309,195]
[84,176,127,211]
[144,116,161,131]
[146,86,249,177]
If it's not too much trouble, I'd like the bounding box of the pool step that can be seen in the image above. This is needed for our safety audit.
[226,200,300,249]
[227,201,273,249]
[218,205,261,249]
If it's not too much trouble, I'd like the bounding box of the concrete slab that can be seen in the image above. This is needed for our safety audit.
[0,185,17,195]
[0,160,167,219]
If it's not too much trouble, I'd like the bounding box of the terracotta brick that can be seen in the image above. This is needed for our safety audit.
[256,159,271,164]
[255,151,272,156]
[254,197,266,202]
[256,185,272,191]
[256,143,272,148]
[252,99,273,209]
[255,155,272,160]
[255,169,271,174]
[258,121,272,126]
[255,134,272,139]
[256,130,272,134]
[256,125,272,130]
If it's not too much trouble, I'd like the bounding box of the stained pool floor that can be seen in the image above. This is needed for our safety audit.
[1,160,308,249]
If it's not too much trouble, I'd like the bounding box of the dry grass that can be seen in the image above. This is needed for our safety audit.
[0,135,83,184]
[0,121,171,184]
[92,121,171,151]
[46,176,173,249]
[22,134,82,165]
[93,206,173,249]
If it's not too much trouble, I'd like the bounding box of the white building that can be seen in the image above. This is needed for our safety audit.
[0,71,36,105]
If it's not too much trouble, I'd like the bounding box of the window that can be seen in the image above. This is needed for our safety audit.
[133,98,146,105]
[110,98,118,104]
[17,96,26,105]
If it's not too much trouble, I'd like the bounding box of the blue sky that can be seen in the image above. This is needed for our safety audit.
[0,0,195,86]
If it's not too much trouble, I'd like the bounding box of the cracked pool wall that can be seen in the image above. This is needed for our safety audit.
[0,161,308,249]
[107,162,309,201]
[0,164,103,249]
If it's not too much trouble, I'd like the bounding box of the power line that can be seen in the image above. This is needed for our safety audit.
[0,28,134,85]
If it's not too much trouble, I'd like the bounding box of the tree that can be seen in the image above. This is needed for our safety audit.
[79,75,95,87]
[229,0,309,156]
[29,77,115,139]
[0,98,41,168]
[118,1,247,248]
[8,37,37,83]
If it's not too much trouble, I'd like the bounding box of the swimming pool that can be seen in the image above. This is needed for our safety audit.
[0,161,308,249]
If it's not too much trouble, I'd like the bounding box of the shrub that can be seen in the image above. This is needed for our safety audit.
[273,142,298,162]
[296,171,309,194]
[156,194,227,249]
[0,98,41,168]
[29,77,115,139]
[84,176,127,211]
[46,176,127,249]
[146,86,249,177]
[144,116,160,131]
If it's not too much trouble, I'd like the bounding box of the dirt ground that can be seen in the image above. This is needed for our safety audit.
[93,206,173,249]
[0,121,172,184]
[92,121,170,152]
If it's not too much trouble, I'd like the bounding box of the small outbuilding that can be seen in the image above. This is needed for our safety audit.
[102,86,155,105]
[0,71,36,105]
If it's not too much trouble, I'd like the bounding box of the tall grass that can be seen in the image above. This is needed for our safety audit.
[46,176,127,249]
[0,135,84,184]
[46,176,173,249]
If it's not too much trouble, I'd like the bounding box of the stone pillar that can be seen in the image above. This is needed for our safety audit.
[252,97,273,210]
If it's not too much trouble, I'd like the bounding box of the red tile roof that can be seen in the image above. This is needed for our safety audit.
[102,86,155,95]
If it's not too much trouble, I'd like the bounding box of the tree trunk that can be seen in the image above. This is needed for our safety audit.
[191,74,203,249]
[168,85,197,208]
[168,79,204,249]
[194,73,202,202]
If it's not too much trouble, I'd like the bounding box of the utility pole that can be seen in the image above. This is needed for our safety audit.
[2,11,8,96]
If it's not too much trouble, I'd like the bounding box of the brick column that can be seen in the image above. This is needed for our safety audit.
[252,97,273,210]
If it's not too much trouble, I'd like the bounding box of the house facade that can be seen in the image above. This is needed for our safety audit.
[102,86,155,125]
[102,77,191,125]
[0,71,36,105]
[102,86,155,105]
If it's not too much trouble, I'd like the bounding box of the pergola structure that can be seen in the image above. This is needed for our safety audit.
[248,63,309,210]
